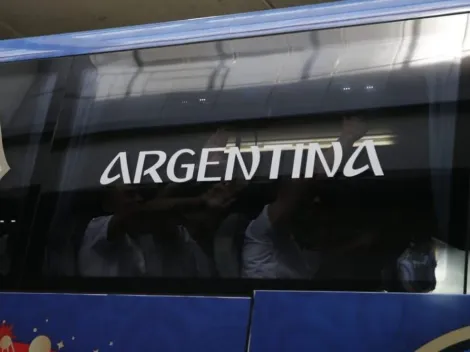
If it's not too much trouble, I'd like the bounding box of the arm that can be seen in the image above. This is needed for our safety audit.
[242,206,278,279]
[155,129,230,199]
[78,216,125,276]
[267,117,368,227]
[314,116,368,176]
[157,183,182,198]
[144,181,239,213]
[144,196,206,212]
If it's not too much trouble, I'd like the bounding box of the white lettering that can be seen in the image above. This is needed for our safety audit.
[100,141,385,185]
[305,142,343,178]
[266,145,290,180]
[100,152,131,185]
[167,149,196,183]
[343,140,384,177]
[134,151,167,183]
[291,144,304,179]
[224,146,260,181]
[197,147,224,182]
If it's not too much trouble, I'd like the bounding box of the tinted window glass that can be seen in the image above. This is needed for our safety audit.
[3,12,470,295]
[0,59,70,284]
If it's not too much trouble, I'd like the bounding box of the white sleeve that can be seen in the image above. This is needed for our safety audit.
[78,216,120,277]
[242,205,278,279]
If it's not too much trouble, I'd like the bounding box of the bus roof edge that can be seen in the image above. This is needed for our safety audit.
[0,0,469,63]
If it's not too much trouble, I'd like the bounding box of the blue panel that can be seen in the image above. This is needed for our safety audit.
[0,0,469,62]
[0,293,250,352]
[249,291,470,352]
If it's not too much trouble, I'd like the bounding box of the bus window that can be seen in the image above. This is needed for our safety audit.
[0,59,70,286]
[16,11,470,295]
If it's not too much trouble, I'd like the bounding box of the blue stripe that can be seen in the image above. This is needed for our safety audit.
[0,0,469,62]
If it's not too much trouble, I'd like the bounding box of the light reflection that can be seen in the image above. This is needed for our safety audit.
[226,134,395,153]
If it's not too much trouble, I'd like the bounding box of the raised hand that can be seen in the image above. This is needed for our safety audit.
[203,128,231,163]
[340,116,368,144]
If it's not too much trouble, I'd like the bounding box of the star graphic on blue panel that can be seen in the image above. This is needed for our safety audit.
[57,340,65,350]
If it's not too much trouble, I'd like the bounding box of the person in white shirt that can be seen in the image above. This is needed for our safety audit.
[78,214,145,277]
[242,117,370,279]
[79,127,242,278]
[242,179,321,279]
[78,184,225,278]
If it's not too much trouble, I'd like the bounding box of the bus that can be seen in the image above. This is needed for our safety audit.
[1,0,470,350]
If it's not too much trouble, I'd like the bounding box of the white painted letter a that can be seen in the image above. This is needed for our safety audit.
[343,140,384,177]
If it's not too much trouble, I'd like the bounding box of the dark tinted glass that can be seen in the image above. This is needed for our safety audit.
[0,59,70,286]
[2,12,470,295]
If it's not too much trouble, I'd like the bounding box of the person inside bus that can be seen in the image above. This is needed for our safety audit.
[143,128,245,258]
[78,125,240,278]
[242,116,371,279]
[78,181,237,278]
[382,235,437,293]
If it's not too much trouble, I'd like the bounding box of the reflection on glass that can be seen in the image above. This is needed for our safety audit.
[0,59,63,280]
[1,12,470,296]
